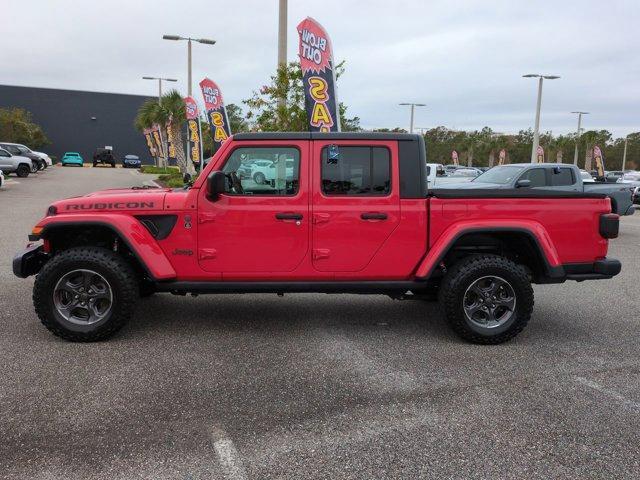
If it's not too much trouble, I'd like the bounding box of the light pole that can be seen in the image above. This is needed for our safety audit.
[571,111,589,165]
[277,0,288,108]
[622,134,629,171]
[398,103,426,133]
[523,74,560,163]
[163,35,216,96]
[142,76,177,104]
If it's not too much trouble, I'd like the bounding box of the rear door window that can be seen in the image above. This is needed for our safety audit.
[321,146,391,195]
[550,167,575,186]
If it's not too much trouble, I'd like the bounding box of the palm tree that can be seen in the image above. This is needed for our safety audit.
[135,100,165,168]
[135,90,193,174]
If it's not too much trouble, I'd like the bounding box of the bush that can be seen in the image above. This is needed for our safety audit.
[157,172,185,188]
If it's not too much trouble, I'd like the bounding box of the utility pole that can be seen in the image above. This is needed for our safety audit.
[571,111,589,165]
[523,74,560,163]
[622,135,628,171]
[142,76,177,103]
[277,0,288,109]
[398,103,426,133]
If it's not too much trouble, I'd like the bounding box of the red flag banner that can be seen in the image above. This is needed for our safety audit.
[593,145,605,177]
[184,96,202,165]
[199,78,231,151]
[536,145,544,163]
[451,150,459,166]
[297,17,340,132]
[499,148,506,165]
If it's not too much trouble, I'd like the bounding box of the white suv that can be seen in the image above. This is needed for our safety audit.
[250,159,294,184]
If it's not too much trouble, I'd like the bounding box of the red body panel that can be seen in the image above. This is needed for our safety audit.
[36,137,613,283]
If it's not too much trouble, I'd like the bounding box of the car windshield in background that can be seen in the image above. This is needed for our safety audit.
[473,166,525,184]
[451,169,478,177]
[17,146,30,154]
[621,172,640,181]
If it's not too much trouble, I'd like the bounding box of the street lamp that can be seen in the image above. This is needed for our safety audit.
[570,111,589,165]
[523,74,560,163]
[163,35,216,96]
[398,103,426,133]
[622,134,629,171]
[142,76,178,104]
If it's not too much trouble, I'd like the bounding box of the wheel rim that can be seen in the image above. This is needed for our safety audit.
[53,269,113,325]
[463,275,516,329]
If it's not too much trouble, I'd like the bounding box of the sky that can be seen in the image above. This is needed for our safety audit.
[2,0,639,137]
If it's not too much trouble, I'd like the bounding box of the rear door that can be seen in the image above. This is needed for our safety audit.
[311,140,400,272]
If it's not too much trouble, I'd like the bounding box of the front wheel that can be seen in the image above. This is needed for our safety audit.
[33,247,139,342]
[16,164,31,177]
[439,255,533,344]
[253,172,266,184]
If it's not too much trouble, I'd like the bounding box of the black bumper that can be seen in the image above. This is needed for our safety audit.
[12,244,48,278]
[564,258,622,281]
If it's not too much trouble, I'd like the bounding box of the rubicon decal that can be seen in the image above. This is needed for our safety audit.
[65,202,155,210]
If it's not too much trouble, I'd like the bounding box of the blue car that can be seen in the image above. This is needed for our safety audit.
[122,154,141,168]
[61,152,84,166]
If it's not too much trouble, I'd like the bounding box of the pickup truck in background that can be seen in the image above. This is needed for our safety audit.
[426,163,481,188]
[449,163,636,215]
[13,133,621,345]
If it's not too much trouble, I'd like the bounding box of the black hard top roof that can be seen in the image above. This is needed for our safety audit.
[232,132,421,141]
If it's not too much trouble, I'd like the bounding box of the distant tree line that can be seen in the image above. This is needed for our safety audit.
[0,107,50,149]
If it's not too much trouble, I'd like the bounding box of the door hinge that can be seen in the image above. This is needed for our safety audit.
[199,213,216,224]
[313,213,330,225]
[313,248,330,260]
[198,248,217,260]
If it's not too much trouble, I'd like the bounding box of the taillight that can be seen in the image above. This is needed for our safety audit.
[599,213,619,239]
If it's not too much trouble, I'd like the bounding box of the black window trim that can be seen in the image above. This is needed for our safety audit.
[218,144,303,198]
[319,144,393,198]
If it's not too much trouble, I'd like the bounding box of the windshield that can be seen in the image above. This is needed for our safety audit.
[451,169,478,177]
[17,146,30,154]
[621,172,640,181]
[473,166,526,184]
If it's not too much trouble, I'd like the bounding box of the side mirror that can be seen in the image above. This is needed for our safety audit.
[207,170,226,200]
[516,179,532,188]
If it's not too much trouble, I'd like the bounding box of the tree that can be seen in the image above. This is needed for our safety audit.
[244,61,360,132]
[0,107,50,148]
[135,90,192,174]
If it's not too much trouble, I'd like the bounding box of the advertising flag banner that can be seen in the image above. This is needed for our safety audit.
[451,150,459,166]
[536,145,545,163]
[199,78,231,151]
[184,96,202,166]
[152,124,164,158]
[498,149,506,165]
[143,128,157,158]
[297,17,340,132]
[593,145,605,177]
[166,122,177,163]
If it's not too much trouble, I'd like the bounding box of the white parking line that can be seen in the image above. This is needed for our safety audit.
[211,430,248,480]
[573,375,640,410]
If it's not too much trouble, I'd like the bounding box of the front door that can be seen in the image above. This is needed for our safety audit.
[311,140,400,272]
[197,141,309,274]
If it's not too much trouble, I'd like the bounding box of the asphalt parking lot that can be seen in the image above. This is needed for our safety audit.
[1,166,639,480]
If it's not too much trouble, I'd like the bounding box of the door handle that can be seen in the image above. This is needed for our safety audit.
[275,213,303,221]
[361,212,387,220]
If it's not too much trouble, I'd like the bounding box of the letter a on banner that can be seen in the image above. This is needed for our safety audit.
[297,17,340,132]
[199,78,232,152]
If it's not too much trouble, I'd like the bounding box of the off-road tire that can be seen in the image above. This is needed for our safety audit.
[16,164,30,177]
[33,247,139,342]
[439,254,533,344]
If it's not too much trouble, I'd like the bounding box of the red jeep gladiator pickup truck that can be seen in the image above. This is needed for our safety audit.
[13,133,621,344]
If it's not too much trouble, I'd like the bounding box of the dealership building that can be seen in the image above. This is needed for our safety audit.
[0,84,155,163]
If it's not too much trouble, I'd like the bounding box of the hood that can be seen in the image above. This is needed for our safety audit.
[52,187,171,213]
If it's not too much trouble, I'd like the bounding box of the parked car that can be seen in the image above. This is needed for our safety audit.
[122,154,141,168]
[61,152,84,166]
[580,170,595,183]
[0,147,34,177]
[33,151,53,166]
[249,159,295,184]
[0,142,46,171]
[605,171,624,183]
[444,163,635,215]
[93,148,116,167]
[426,163,481,187]
[13,133,622,345]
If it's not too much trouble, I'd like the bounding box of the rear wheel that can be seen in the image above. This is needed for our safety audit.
[33,247,139,342]
[254,172,266,184]
[16,164,30,177]
[439,254,533,344]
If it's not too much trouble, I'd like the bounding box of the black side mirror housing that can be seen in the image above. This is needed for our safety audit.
[207,170,226,200]
[516,179,532,188]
